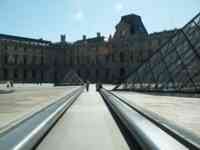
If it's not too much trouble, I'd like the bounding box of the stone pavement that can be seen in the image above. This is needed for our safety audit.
[37,85,129,150]
[113,91,200,137]
[0,84,78,132]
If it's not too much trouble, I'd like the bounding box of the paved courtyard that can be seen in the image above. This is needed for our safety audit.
[113,91,200,137]
[0,84,78,132]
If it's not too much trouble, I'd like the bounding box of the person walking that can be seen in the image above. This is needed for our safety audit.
[6,81,10,88]
[86,81,90,92]
[96,82,102,91]
[96,82,99,91]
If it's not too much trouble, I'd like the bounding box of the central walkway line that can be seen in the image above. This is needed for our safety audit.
[36,85,129,150]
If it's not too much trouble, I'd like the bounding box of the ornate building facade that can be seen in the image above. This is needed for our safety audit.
[0,14,176,83]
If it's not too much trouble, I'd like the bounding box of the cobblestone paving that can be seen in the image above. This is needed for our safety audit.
[113,91,200,137]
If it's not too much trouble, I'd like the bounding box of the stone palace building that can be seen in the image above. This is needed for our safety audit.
[0,14,176,83]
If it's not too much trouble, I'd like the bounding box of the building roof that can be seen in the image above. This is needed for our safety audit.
[74,36,105,45]
[0,33,51,45]
[119,14,148,34]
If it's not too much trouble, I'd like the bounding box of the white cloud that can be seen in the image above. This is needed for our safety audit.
[115,2,124,12]
[74,11,84,21]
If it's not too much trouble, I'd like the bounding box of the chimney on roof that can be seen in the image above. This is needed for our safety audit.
[83,35,87,40]
[108,34,112,42]
[97,32,101,38]
[60,34,66,43]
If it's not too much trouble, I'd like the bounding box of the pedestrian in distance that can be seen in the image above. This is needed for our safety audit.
[86,81,90,92]
[6,81,10,88]
[96,82,102,91]
[10,80,14,87]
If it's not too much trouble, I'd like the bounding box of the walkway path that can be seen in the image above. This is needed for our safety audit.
[37,85,129,150]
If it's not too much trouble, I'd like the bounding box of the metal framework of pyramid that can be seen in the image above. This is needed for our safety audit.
[114,12,200,93]
[58,70,84,86]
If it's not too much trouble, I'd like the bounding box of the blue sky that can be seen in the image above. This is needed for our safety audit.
[0,0,199,42]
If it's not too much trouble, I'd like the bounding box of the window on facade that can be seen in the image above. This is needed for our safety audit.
[112,54,114,62]
[14,45,18,50]
[23,70,27,80]
[54,58,57,66]
[70,56,73,65]
[77,56,79,64]
[4,54,8,64]
[106,55,110,63]
[41,56,44,65]
[130,53,134,63]
[96,55,98,64]
[54,71,58,81]
[4,45,7,50]
[32,70,36,79]
[23,56,27,65]
[120,68,125,77]
[41,71,44,81]
[87,56,90,64]
[23,47,26,52]
[130,27,135,34]
[86,70,90,78]
[32,56,36,64]
[14,55,18,64]
[96,69,99,80]
[120,52,125,63]
[106,69,110,79]
[3,69,8,80]
[14,69,18,79]
[77,70,81,77]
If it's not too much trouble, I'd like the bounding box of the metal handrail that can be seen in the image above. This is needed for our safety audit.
[100,88,194,150]
[0,86,84,150]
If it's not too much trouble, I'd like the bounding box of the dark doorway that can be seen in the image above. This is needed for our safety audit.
[54,71,58,83]
[14,69,18,80]
[96,69,99,81]
[32,70,36,80]
[23,70,28,81]
[3,69,8,80]
[120,68,125,77]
